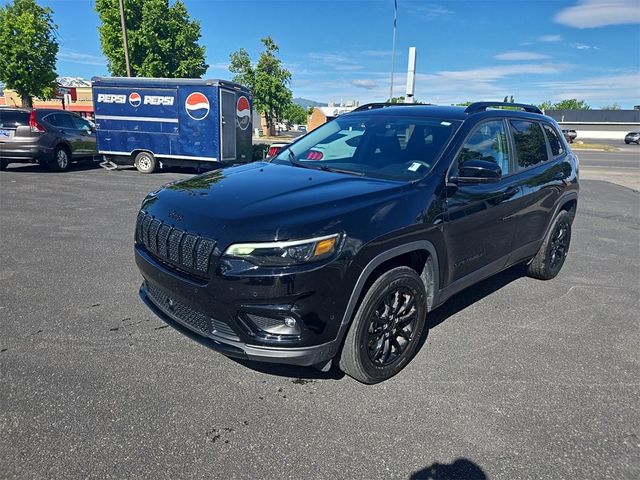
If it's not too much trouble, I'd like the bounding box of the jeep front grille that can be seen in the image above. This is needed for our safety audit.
[136,211,216,277]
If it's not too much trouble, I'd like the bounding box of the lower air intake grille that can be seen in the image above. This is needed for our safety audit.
[146,283,239,341]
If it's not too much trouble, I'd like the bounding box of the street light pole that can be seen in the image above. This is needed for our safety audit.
[119,0,131,77]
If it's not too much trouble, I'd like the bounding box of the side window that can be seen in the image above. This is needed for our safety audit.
[56,114,75,129]
[71,115,91,132]
[457,120,510,176]
[510,120,548,169]
[542,123,564,157]
[43,114,58,127]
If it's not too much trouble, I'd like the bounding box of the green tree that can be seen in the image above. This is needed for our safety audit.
[284,103,308,125]
[538,99,591,111]
[387,96,405,103]
[229,37,292,135]
[95,0,207,77]
[601,103,621,110]
[0,0,58,107]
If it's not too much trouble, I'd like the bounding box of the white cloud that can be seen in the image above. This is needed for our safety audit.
[572,43,599,50]
[538,34,563,42]
[351,79,378,90]
[555,0,640,28]
[58,49,105,66]
[406,3,454,18]
[535,73,640,100]
[307,52,362,71]
[494,51,551,61]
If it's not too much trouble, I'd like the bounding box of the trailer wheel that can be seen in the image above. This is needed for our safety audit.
[134,152,157,174]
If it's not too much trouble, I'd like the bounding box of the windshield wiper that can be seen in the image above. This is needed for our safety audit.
[287,148,364,176]
[287,148,313,170]
[315,164,365,176]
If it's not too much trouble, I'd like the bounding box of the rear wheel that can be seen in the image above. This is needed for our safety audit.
[338,266,428,384]
[0,160,7,171]
[134,152,157,174]
[527,210,573,280]
[50,146,70,171]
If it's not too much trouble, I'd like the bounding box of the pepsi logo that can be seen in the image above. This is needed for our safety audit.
[185,92,210,121]
[236,96,250,130]
[129,92,141,108]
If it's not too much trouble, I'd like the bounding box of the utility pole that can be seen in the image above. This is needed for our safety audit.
[119,0,131,77]
[389,0,397,102]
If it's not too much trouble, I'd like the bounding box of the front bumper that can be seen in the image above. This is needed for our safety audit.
[139,282,339,366]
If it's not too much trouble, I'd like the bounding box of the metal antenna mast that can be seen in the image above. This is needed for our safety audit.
[389,0,397,101]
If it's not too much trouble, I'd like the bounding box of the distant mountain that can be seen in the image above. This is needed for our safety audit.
[57,77,91,87]
[293,97,327,108]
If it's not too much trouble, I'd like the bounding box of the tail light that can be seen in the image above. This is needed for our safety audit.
[306,150,324,161]
[267,146,281,157]
[29,111,46,133]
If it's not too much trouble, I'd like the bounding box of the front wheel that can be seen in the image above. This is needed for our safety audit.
[134,152,157,174]
[526,210,573,280]
[338,266,428,384]
[0,160,7,171]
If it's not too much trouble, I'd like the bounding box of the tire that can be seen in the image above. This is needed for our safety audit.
[135,152,157,174]
[338,266,428,384]
[0,160,7,171]
[50,146,70,171]
[625,140,630,144]
[526,210,573,280]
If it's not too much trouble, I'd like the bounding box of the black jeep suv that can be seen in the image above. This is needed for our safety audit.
[135,102,578,383]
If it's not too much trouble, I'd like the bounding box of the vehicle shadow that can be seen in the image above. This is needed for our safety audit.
[409,458,487,479]
[236,265,524,382]
[2,160,103,173]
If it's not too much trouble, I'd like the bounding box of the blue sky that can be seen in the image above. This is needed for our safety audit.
[32,0,640,107]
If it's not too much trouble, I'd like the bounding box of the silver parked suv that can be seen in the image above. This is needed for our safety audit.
[0,107,97,171]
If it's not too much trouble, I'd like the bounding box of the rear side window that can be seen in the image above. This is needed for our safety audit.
[55,114,75,129]
[0,110,29,128]
[457,120,511,175]
[510,120,548,169]
[543,123,564,157]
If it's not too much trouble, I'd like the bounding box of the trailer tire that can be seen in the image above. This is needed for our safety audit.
[135,152,157,174]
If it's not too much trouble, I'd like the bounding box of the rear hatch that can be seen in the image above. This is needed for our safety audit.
[0,109,37,144]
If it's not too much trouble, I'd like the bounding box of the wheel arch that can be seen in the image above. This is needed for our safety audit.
[335,240,440,349]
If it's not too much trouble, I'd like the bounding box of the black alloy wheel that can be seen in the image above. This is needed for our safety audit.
[526,210,573,280]
[367,287,419,367]
[339,266,428,384]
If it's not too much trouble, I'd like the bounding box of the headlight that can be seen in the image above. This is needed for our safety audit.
[223,234,340,267]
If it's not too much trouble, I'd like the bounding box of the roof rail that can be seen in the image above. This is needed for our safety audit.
[464,102,543,115]
[352,102,429,112]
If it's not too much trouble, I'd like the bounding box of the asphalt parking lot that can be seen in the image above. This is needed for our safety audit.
[1,155,639,479]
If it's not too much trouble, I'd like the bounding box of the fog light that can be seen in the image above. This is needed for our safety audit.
[284,317,297,328]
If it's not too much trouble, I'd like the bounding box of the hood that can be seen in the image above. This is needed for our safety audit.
[142,162,417,245]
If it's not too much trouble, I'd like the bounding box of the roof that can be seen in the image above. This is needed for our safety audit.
[546,109,640,123]
[347,104,469,120]
[91,76,250,93]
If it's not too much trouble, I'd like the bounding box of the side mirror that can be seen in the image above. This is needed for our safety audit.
[450,159,502,184]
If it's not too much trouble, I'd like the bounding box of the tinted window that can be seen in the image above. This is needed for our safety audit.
[71,115,91,131]
[273,115,460,181]
[0,110,29,128]
[43,114,59,126]
[55,114,75,129]
[543,123,564,157]
[510,120,548,169]
[457,120,510,175]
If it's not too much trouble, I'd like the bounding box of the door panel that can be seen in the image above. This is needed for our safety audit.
[220,89,236,161]
[444,119,520,286]
[508,120,565,251]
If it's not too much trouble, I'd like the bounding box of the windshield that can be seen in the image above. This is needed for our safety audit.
[272,114,461,181]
